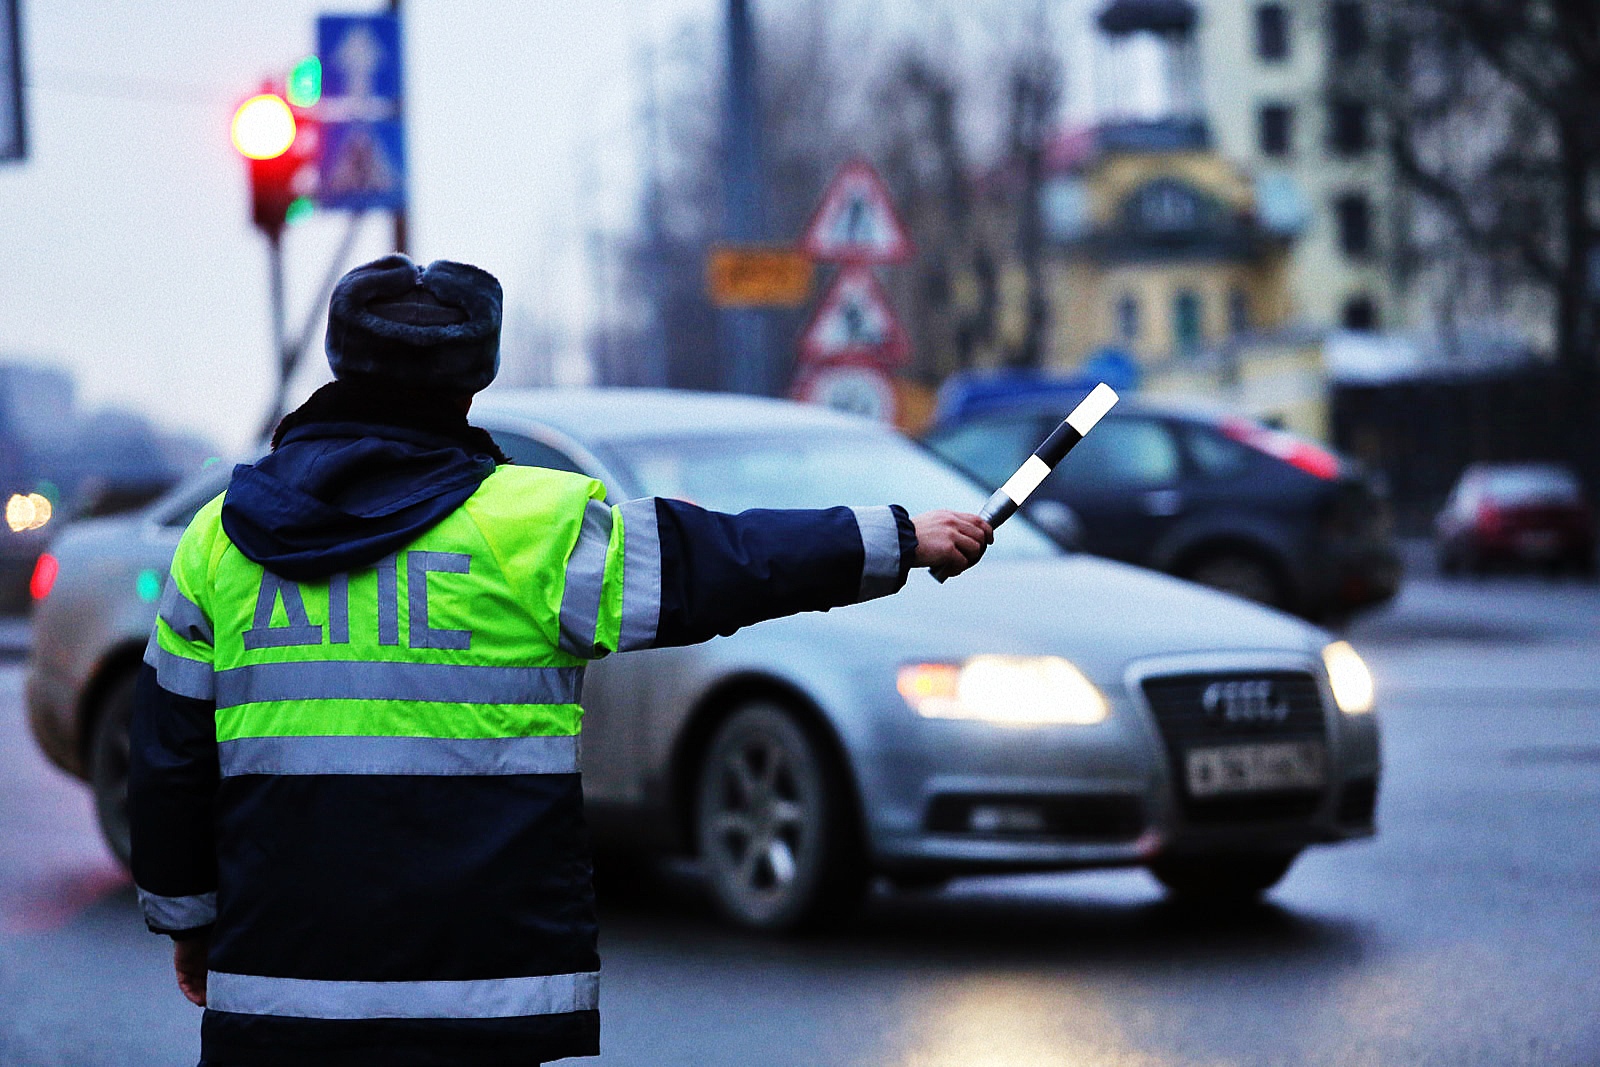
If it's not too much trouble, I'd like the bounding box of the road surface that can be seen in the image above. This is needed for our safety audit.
[1,569,1596,1066]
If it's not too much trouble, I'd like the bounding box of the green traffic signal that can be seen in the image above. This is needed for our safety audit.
[287,55,322,108]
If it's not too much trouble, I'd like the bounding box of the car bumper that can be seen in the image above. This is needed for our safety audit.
[856,650,1379,876]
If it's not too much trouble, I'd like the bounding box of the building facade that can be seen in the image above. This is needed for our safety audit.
[1196,0,1397,333]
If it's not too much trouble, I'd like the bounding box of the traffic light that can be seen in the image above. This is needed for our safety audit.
[232,83,319,237]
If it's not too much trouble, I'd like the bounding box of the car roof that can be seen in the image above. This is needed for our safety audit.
[926,392,1227,429]
[1465,461,1577,477]
[473,387,889,444]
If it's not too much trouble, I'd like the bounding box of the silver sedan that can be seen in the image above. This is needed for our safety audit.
[26,389,1381,931]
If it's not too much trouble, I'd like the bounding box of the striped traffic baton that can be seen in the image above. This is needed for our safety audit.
[934,382,1120,581]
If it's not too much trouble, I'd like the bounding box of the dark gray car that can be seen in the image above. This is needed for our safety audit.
[27,389,1381,931]
[922,398,1401,621]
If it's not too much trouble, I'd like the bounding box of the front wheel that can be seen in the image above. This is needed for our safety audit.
[695,702,865,932]
[89,671,137,870]
[1149,851,1299,902]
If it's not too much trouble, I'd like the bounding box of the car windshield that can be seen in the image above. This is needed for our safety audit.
[599,430,1060,561]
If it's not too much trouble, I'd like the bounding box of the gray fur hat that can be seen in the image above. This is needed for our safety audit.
[326,254,502,394]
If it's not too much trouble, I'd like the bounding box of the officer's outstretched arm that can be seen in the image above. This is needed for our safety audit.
[560,498,986,657]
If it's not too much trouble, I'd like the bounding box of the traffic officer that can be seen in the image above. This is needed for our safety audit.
[128,254,992,1067]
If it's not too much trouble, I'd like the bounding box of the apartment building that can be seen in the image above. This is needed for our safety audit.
[1196,0,1397,333]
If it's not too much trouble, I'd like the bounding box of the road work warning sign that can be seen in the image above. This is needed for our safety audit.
[799,160,914,265]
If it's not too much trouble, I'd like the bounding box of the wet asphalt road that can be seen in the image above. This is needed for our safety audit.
[1,568,1597,1066]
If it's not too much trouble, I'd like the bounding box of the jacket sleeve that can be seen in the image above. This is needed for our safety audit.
[556,499,918,658]
[128,538,220,939]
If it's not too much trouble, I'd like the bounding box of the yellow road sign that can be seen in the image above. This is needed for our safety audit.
[707,247,814,307]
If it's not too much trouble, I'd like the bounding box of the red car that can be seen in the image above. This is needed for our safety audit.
[1435,463,1596,577]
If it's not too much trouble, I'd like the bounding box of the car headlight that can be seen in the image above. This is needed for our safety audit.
[897,655,1108,725]
[1322,641,1374,714]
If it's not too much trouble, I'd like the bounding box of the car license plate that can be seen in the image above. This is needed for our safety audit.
[1186,741,1326,797]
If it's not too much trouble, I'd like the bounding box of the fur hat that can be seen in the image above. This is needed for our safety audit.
[326,254,502,394]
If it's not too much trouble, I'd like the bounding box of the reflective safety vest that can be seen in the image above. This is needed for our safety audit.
[140,464,665,1063]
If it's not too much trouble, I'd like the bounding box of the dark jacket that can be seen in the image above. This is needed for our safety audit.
[129,394,916,1066]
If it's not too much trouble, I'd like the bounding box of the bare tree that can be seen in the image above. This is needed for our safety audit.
[1378,0,1600,466]
[612,1,1054,392]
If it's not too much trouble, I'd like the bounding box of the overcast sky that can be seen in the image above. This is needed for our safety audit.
[0,1,1130,457]
[0,0,718,455]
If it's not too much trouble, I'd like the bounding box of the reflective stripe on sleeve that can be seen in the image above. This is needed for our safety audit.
[558,499,614,658]
[213,661,582,709]
[850,505,903,601]
[143,635,215,701]
[206,969,600,1020]
[217,733,581,777]
[158,578,213,646]
[137,887,217,931]
[617,498,661,652]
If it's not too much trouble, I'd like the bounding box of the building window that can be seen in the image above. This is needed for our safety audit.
[1335,193,1373,257]
[1343,294,1378,331]
[1328,99,1370,156]
[1173,290,1204,354]
[1117,293,1141,341]
[1330,1,1367,62]
[1229,289,1251,334]
[1256,4,1290,62]
[1259,103,1293,156]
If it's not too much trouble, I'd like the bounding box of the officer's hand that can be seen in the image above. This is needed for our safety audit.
[173,932,210,1007]
[912,510,993,576]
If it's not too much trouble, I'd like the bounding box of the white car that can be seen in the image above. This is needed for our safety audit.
[26,389,1381,930]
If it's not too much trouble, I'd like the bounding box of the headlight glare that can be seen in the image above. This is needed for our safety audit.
[1322,641,1375,714]
[898,655,1108,725]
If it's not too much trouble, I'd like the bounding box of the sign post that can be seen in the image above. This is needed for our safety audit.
[1,0,25,164]
[791,160,916,423]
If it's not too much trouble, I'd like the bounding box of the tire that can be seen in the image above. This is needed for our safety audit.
[1149,851,1298,902]
[695,702,866,932]
[89,671,137,870]
[1179,552,1287,610]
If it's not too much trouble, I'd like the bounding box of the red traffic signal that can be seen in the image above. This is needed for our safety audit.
[232,88,318,236]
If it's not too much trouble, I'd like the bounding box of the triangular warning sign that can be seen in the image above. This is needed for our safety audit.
[797,265,910,367]
[800,160,915,265]
[323,127,398,197]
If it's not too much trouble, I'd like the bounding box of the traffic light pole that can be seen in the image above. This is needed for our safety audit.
[718,0,771,396]
[257,211,366,440]
[389,0,408,255]
[262,227,289,441]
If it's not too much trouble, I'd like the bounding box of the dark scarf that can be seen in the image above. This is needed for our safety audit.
[221,380,511,580]
[271,379,509,463]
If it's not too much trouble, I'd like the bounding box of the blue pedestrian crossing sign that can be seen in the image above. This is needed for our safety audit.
[315,13,407,211]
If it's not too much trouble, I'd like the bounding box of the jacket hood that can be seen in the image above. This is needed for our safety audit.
[220,421,499,582]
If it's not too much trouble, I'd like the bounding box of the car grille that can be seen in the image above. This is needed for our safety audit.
[1141,670,1328,825]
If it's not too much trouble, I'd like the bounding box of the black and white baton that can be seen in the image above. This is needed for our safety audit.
[934,383,1120,581]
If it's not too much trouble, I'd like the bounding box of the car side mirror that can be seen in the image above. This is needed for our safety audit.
[1026,499,1084,551]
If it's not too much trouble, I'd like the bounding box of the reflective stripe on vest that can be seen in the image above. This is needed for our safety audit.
[206,969,600,1020]
[217,733,581,776]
